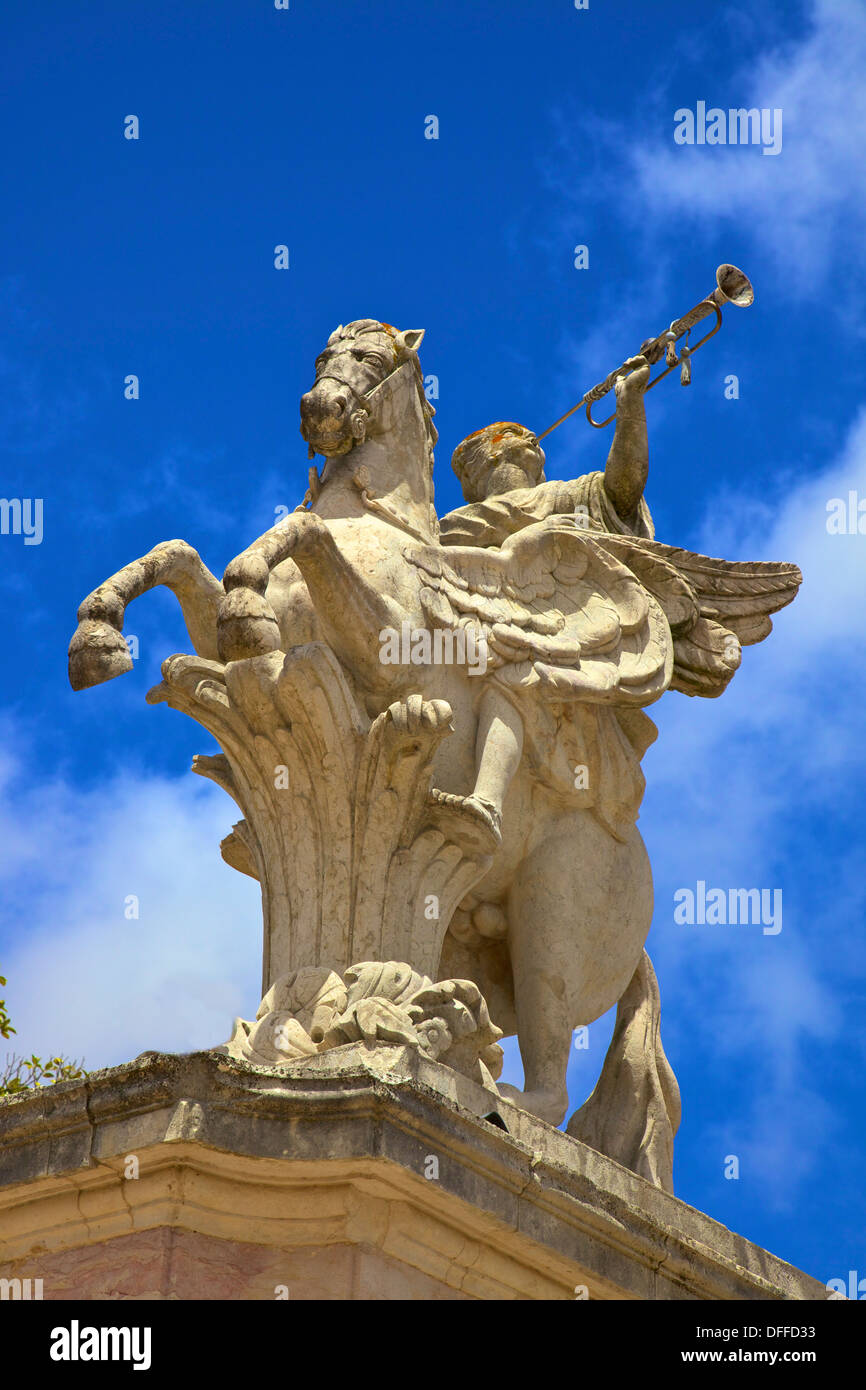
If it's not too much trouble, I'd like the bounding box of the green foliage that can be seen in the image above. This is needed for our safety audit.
[0,968,87,1099]
[0,973,14,1041]
[1,1054,88,1098]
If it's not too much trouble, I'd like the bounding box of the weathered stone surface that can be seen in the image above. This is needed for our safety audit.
[0,1051,825,1301]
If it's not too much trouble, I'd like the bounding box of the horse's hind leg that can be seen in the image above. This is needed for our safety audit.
[69,540,224,689]
[497,848,574,1125]
[499,815,652,1126]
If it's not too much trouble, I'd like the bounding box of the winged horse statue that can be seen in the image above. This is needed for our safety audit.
[68,316,800,1192]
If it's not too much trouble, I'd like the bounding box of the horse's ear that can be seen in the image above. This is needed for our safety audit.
[398,328,425,353]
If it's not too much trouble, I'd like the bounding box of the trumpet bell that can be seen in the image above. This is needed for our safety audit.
[714,263,754,308]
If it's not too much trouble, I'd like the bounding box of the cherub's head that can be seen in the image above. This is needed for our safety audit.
[451,422,545,503]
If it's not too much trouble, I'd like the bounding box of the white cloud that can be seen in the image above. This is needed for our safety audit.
[0,733,261,1071]
[629,0,866,284]
[639,404,866,1196]
[656,406,866,760]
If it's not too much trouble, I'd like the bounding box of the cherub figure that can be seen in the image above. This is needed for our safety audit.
[427,421,547,851]
[428,358,657,853]
[441,355,654,546]
[420,355,799,859]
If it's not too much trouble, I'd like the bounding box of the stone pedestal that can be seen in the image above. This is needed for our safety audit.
[0,1049,824,1301]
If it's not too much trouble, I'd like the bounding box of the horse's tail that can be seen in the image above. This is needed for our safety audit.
[566,949,681,1193]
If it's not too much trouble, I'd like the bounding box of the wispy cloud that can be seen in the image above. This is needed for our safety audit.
[0,725,261,1069]
[642,404,866,1202]
[551,0,866,294]
[638,0,866,281]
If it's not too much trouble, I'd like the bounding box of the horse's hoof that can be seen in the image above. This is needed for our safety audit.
[497,1083,569,1127]
[68,620,134,690]
[217,587,282,663]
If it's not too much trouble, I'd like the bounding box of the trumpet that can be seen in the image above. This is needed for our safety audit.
[537,263,754,439]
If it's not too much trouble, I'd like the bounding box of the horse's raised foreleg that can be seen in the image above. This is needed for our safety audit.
[69,540,224,690]
[218,513,407,689]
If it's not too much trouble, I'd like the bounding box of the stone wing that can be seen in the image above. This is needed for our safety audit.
[407,517,673,705]
[586,534,802,697]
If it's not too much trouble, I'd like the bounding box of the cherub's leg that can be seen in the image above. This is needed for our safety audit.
[473,686,523,828]
[429,687,523,854]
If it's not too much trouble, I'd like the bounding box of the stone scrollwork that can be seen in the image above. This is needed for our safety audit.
[218,960,504,1090]
[147,642,492,988]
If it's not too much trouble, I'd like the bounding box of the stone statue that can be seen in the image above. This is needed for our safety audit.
[67,315,800,1193]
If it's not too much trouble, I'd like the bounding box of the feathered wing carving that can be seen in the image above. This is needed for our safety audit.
[408,515,800,838]
[430,518,802,702]
[586,534,802,697]
[407,517,674,708]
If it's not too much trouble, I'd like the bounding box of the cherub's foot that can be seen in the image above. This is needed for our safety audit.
[428,789,502,855]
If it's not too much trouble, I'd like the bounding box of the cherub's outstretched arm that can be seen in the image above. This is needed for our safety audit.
[603,355,651,525]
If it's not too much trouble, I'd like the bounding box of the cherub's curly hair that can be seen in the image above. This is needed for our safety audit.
[451,422,545,503]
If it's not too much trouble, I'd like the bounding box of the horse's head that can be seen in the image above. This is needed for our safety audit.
[300,320,428,459]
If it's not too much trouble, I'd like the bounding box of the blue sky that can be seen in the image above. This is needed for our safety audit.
[1,0,865,1289]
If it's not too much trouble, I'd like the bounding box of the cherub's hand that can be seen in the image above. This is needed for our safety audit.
[614,354,651,397]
